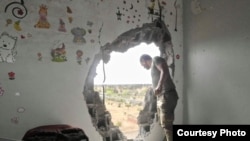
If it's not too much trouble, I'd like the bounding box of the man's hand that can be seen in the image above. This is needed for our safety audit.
[154,86,161,96]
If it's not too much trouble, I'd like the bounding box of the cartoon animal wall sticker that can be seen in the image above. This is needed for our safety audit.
[4,0,28,19]
[0,32,18,63]
[71,27,86,44]
[51,43,67,62]
[34,4,50,29]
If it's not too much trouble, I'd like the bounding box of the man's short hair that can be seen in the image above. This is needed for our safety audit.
[140,54,152,62]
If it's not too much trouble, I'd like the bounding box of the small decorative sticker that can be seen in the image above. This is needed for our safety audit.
[20,35,25,39]
[88,29,92,34]
[15,92,20,96]
[34,4,50,29]
[116,8,122,20]
[71,27,86,44]
[176,54,180,59]
[14,20,22,31]
[51,43,67,62]
[17,107,25,113]
[11,117,19,124]
[8,72,15,80]
[90,39,95,43]
[130,3,134,10]
[58,18,67,32]
[0,32,18,63]
[68,16,73,23]
[87,21,93,27]
[85,57,90,64]
[148,0,156,15]
[0,86,4,96]
[66,6,72,14]
[37,52,42,61]
[67,6,73,23]
[76,50,83,65]
[6,19,12,27]
[27,33,32,38]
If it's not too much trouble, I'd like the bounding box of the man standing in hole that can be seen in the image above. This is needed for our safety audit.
[140,54,179,141]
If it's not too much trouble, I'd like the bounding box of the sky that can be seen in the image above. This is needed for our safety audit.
[94,43,160,85]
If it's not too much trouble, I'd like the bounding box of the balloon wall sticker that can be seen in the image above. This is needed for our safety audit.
[51,43,67,62]
[76,50,83,65]
[71,27,86,44]
[34,4,50,29]
[4,0,28,19]
[0,32,18,63]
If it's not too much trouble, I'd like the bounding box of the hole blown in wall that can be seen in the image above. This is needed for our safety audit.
[83,19,175,140]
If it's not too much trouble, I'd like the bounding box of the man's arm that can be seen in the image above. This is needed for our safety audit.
[154,60,169,95]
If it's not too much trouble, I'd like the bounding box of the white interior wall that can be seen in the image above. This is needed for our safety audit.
[183,0,250,124]
[0,0,183,140]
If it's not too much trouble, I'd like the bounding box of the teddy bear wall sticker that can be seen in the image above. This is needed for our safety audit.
[0,32,18,63]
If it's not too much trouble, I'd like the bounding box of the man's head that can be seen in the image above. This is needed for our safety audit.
[140,54,152,70]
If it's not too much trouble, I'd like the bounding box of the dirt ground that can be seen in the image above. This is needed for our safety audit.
[105,100,142,138]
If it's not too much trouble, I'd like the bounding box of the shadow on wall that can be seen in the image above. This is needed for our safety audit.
[83,18,175,140]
